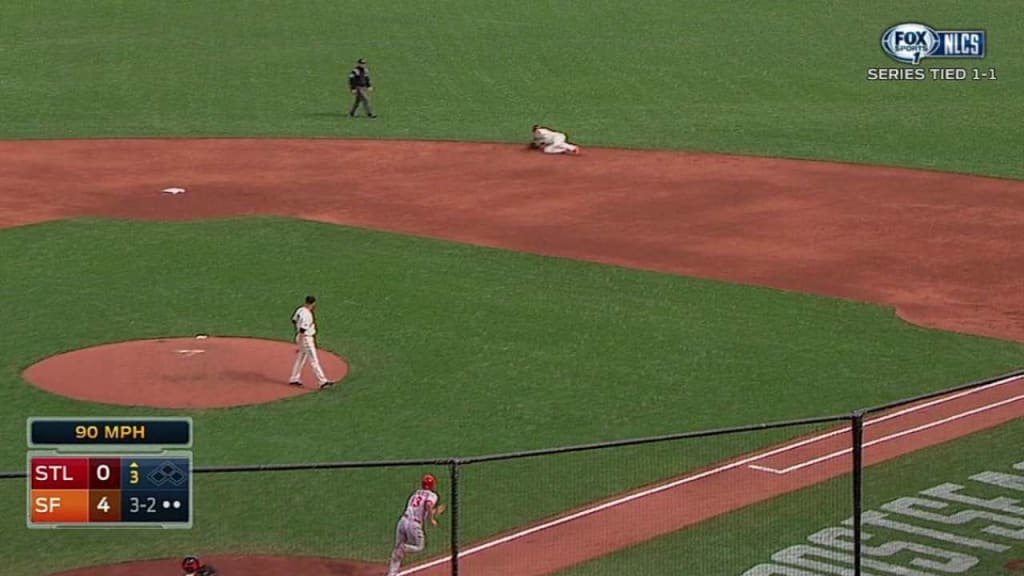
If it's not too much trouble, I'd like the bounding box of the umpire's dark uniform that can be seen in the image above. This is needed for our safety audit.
[348,59,376,118]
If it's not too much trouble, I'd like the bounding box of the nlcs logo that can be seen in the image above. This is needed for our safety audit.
[881,23,986,65]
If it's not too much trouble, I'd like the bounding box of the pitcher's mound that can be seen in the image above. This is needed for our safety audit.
[23,337,349,408]
[49,554,382,576]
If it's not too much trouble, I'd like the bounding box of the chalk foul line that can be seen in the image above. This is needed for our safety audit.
[749,392,1024,474]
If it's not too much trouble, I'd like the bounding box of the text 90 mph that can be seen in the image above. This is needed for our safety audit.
[866,68,998,81]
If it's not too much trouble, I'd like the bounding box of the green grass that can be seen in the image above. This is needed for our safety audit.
[0,218,1021,574]
[1,1,1022,177]
[555,418,1024,576]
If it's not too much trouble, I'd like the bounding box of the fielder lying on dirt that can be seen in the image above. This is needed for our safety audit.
[530,125,581,155]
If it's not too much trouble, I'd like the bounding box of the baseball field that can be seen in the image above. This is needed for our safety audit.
[1,1,1022,575]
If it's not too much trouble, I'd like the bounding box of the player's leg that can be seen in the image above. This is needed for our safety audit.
[402,522,426,554]
[360,89,376,117]
[543,143,576,154]
[288,339,307,384]
[553,133,580,154]
[306,343,331,387]
[388,519,411,576]
[544,134,575,154]
[349,92,361,117]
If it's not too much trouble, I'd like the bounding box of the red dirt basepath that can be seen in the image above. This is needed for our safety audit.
[23,337,349,408]
[1,139,1022,342]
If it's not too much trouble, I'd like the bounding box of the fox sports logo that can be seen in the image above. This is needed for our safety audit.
[881,23,939,64]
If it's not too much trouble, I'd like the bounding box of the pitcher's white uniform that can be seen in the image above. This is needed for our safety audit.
[533,126,580,155]
[388,487,439,576]
[289,304,330,387]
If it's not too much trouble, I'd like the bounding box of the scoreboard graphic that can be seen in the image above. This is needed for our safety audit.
[26,417,193,529]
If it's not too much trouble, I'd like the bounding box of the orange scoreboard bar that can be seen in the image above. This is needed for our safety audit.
[26,418,192,529]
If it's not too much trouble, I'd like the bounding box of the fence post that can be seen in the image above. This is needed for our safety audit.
[450,459,460,576]
[851,412,864,576]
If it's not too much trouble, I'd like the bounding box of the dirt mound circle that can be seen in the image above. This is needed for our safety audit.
[23,337,349,408]
[48,554,382,576]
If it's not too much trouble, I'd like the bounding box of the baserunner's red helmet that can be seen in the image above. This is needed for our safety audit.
[182,555,202,573]
[422,474,436,491]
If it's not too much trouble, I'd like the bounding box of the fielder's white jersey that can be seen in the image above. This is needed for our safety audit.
[402,489,438,523]
[292,306,317,336]
[533,127,562,146]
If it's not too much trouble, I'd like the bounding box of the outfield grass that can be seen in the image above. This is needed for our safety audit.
[0,218,1022,574]
[555,418,1024,576]
[1,1,1022,178]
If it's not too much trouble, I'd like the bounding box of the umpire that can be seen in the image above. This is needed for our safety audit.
[348,58,376,118]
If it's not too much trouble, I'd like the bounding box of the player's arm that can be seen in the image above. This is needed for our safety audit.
[426,500,439,526]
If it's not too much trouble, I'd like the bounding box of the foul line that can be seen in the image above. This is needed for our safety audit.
[749,393,1024,474]
[399,374,1022,575]
[745,374,1023,473]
